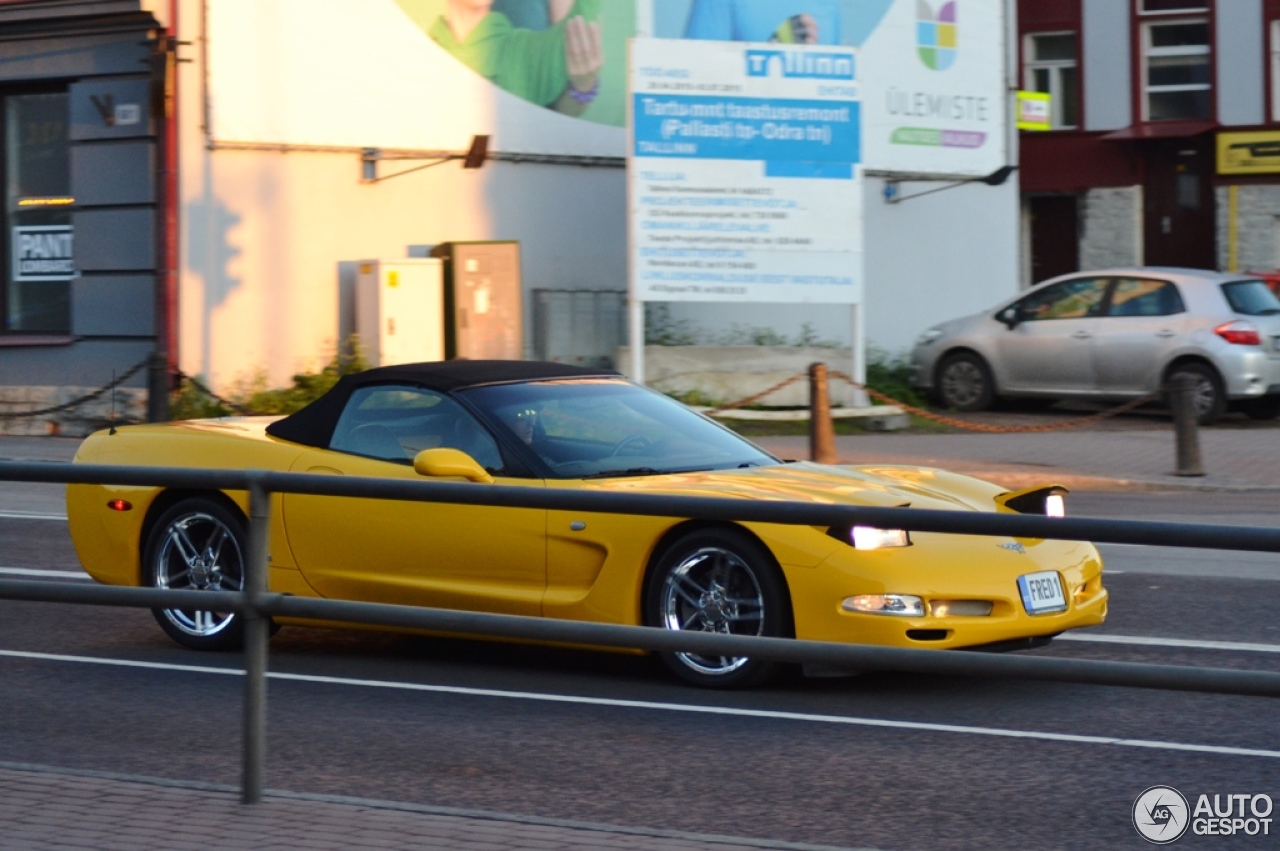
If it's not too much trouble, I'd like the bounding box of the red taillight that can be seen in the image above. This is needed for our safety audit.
[1214,320,1262,346]
[106,499,132,512]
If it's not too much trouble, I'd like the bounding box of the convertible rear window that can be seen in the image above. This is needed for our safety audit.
[1222,280,1280,316]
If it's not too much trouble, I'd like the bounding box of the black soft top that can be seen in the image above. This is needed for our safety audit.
[265,360,620,449]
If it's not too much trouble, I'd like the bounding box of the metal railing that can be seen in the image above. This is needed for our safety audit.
[2,460,1280,805]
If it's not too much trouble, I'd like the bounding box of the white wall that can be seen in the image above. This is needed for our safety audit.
[174,0,1020,388]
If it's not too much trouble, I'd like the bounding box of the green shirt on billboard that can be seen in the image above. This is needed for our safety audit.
[430,0,600,109]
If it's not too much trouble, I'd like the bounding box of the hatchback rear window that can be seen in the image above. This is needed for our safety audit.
[1221,280,1280,316]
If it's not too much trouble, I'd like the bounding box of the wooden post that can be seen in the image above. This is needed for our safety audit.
[809,363,837,464]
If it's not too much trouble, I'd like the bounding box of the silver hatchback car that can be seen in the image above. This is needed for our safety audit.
[910,267,1280,424]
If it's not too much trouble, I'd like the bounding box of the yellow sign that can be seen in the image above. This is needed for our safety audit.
[1218,131,1280,175]
[1016,91,1052,132]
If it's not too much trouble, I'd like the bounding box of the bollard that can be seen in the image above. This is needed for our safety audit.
[808,363,837,464]
[1169,373,1205,477]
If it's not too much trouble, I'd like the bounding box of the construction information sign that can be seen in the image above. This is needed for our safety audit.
[628,38,862,305]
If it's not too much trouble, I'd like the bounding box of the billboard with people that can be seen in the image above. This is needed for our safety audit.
[206,1,1003,173]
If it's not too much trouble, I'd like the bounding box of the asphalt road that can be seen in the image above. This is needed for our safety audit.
[2,491,1279,850]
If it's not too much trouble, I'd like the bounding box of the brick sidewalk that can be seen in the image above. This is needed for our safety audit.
[0,765,866,851]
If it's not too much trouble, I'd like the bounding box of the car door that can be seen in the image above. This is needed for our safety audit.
[281,384,547,616]
[995,277,1108,393]
[1091,277,1187,395]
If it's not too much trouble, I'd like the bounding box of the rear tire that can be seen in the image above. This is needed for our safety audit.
[935,352,995,412]
[144,497,255,651]
[1239,395,1280,421]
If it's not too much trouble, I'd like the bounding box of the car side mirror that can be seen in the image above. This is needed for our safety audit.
[998,306,1021,329]
[412,448,494,483]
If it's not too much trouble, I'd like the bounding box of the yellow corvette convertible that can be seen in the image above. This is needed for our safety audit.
[68,360,1107,688]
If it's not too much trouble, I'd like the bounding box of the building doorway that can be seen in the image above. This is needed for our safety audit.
[1142,136,1215,270]
[1028,194,1080,284]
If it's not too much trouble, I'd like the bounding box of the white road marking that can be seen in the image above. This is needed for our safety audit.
[0,511,66,521]
[0,567,90,580]
[0,648,1276,760]
[1061,633,1280,654]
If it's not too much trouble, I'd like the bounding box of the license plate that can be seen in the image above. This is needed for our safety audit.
[1017,570,1067,615]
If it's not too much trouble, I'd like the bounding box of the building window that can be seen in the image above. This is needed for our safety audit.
[1141,16,1211,120]
[1024,32,1078,129]
[2,91,73,334]
[1139,0,1208,12]
[1272,20,1280,122]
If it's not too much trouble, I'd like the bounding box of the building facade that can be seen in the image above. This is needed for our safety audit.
[1020,0,1280,283]
[2,0,1022,433]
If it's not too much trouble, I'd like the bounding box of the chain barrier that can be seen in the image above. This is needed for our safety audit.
[703,367,1161,433]
[0,357,150,420]
[174,370,260,416]
[2,362,1162,433]
[826,370,1161,433]
[704,373,807,414]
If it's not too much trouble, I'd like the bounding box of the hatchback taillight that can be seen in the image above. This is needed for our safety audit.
[1214,320,1262,346]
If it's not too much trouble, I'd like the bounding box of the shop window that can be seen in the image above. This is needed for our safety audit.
[1024,32,1078,129]
[3,91,72,334]
[1141,16,1211,121]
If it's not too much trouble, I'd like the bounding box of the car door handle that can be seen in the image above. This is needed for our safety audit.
[1072,331,1092,339]
[1156,329,1175,337]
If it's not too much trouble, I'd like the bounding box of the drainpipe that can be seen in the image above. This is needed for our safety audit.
[148,0,180,421]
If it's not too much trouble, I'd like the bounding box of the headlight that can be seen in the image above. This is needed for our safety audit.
[915,328,943,347]
[852,526,911,550]
[999,485,1067,517]
[828,525,912,549]
[842,594,925,616]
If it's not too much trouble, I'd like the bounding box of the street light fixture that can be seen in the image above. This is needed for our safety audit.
[361,135,489,183]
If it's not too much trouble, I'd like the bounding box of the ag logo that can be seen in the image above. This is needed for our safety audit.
[1133,786,1190,844]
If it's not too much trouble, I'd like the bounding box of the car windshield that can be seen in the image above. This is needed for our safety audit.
[1222,280,1280,316]
[459,378,780,479]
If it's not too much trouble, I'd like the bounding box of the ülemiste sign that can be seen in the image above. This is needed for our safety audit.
[628,39,862,305]
[858,0,1007,176]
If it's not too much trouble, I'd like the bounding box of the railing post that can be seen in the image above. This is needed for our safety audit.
[242,472,271,804]
[808,363,837,464]
[1169,374,1205,477]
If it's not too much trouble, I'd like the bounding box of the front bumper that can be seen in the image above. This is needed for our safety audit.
[787,532,1107,649]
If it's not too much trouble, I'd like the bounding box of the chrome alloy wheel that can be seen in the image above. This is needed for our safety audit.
[658,545,766,676]
[151,510,244,639]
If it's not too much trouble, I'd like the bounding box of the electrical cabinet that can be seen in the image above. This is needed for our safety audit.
[430,241,522,360]
[355,259,445,366]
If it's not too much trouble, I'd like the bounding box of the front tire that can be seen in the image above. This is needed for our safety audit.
[144,497,253,651]
[935,351,995,412]
[645,528,791,689]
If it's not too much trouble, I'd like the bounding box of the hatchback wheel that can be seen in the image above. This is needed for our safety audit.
[936,352,995,412]
[1239,395,1280,421]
